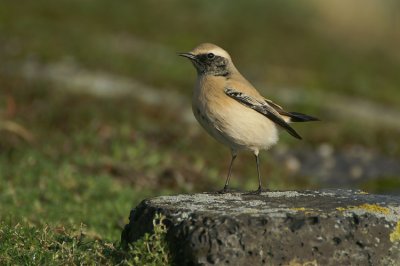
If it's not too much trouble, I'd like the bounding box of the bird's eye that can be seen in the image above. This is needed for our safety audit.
[207,53,215,59]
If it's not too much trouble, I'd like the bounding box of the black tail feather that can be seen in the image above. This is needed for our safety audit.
[289,112,320,122]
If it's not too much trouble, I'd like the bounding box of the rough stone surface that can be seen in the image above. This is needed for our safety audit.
[121,190,400,265]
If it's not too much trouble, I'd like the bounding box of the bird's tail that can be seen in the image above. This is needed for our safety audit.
[288,112,319,122]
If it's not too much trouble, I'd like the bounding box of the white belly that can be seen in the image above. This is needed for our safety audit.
[193,99,279,153]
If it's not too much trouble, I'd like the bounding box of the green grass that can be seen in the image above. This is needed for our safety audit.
[0,74,217,264]
[1,1,400,264]
[0,214,171,265]
[0,81,175,263]
[126,214,172,265]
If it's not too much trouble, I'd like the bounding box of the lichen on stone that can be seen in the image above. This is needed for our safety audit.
[264,191,311,198]
[123,190,400,265]
[390,221,400,242]
[336,203,390,215]
[291,207,308,211]
[357,203,391,214]
[290,207,316,215]
[288,258,318,266]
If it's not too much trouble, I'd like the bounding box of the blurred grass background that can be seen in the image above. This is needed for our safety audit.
[1,0,400,264]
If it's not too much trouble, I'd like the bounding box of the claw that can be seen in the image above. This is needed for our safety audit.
[243,187,262,195]
[217,186,230,194]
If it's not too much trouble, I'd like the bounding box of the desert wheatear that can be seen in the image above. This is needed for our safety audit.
[180,43,318,194]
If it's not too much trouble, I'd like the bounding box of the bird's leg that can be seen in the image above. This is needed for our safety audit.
[255,153,262,193]
[218,151,237,193]
[244,153,262,195]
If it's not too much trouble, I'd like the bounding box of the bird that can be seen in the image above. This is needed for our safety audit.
[179,43,318,194]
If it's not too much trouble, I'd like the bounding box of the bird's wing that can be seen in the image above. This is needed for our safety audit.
[265,98,320,122]
[264,98,285,112]
[264,98,295,118]
[224,87,302,139]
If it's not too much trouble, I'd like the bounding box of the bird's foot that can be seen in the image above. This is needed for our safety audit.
[217,186,231,194]
[243,187,262,195]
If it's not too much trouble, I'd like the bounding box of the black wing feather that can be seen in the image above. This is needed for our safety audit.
[224,88,302,140]
[265,99,319,122]
[287,112,319,122]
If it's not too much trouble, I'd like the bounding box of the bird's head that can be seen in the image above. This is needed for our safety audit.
[179,43,235,77]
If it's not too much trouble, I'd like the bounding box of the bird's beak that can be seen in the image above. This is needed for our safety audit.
[178,52,196,60]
